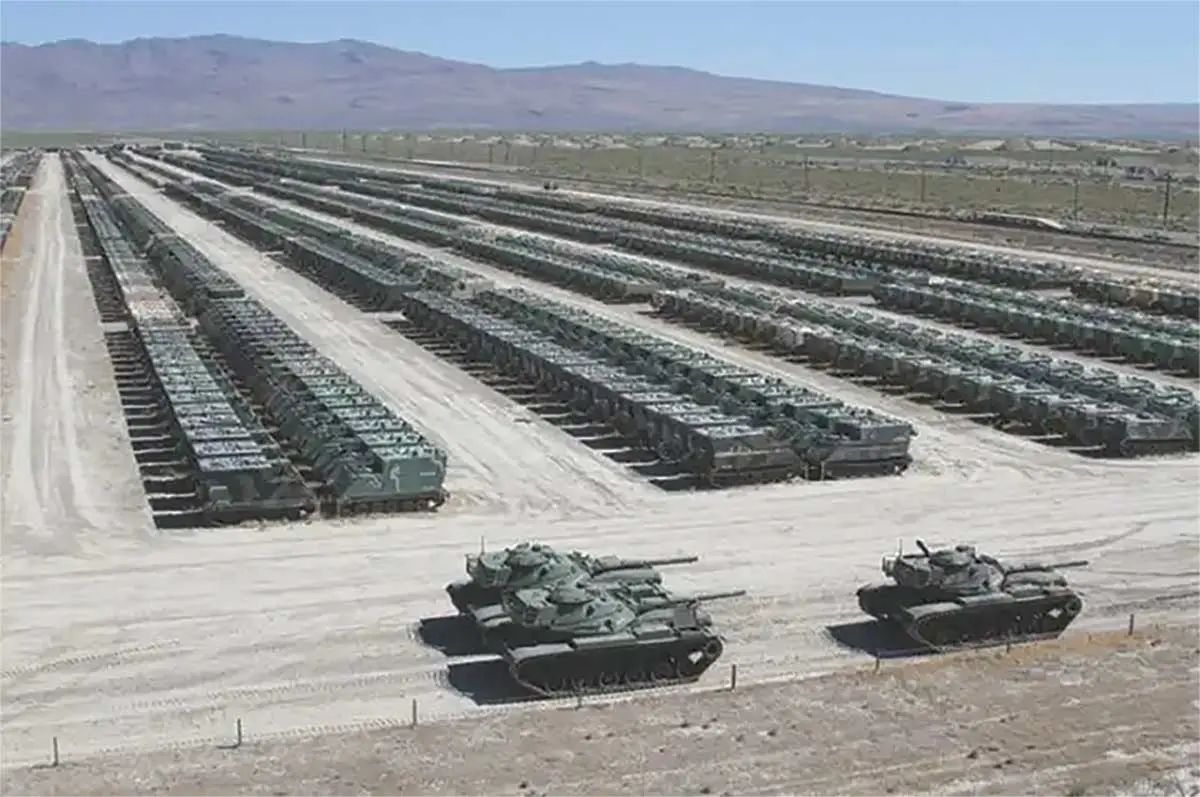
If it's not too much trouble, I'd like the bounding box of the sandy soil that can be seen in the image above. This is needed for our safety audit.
[298,154,1197,282]
[0,155,153,559]
[5,625,1197,796]
[0,153,1196,792]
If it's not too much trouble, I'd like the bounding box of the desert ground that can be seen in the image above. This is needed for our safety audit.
[0,149,1197,794]
[289,143,1200,269]
[279,132,1200,234]
[6,625,1198,796]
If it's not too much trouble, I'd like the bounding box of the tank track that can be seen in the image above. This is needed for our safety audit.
[507,636,726,699]
[904,593,1084,653]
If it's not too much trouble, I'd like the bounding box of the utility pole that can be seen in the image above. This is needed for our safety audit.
[341,130,347,152]
[803,155,810,191]
[301,132,308,149]
[708,149,717,184]
[1072,178,1080,220]
[1162,173,1173,227]
[361,133,367,154]
[919,165,927,204]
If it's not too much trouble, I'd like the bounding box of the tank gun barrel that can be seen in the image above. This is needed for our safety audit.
[915,539,932,557]
[691,589,747,603]
[631,555,701,568]
[590,554,700,572]
[641,589,747,608]
[1004,559,1090,573]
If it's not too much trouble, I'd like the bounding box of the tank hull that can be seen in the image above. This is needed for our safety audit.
[502,634,727,698]
[856,582,1084,652]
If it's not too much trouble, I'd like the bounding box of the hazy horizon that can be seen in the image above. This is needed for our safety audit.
[2,1,1197,105]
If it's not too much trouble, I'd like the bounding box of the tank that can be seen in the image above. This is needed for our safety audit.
[445,541,700,617]
[856,539,1088,651]
[479,578,745,697]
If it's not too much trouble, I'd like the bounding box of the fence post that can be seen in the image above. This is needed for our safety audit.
[1128,613,1136,636]
[874,652,881,673]
[728,663,738,691]
[51,736,59,767]
[235,718,243,748]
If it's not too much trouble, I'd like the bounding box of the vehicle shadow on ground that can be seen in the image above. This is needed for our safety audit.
[443,658,538,706]
[415,615,486,658]
[825,620,932,660]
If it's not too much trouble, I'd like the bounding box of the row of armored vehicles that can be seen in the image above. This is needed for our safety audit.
[434,539,1088,699]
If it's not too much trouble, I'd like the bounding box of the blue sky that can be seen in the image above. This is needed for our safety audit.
[3,1,1197,104]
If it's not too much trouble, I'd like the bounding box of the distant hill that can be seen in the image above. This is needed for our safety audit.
[2,35,1196,136]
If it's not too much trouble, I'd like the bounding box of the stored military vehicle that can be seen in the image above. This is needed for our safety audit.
[857,539,1088,651]
[445,541,698,618]
[477,577,744,697]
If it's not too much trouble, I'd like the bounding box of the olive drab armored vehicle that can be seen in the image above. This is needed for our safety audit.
[445,541,700,619]
[476,578,744,697]
[856,539,1088,651]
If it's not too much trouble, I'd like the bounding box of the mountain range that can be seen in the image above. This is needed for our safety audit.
[1,35,1196,136]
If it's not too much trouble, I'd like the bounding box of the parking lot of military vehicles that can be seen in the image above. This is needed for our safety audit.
[1,143,1197,793]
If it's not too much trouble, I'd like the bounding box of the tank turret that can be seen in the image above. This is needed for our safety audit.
[858,539,1088,651]
[444,541,699,616]
[476,579,744,698]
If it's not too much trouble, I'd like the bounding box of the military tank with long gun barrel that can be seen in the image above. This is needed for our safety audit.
[479,578,745,697]
[856,539,1088,651]
[445,541,700,620]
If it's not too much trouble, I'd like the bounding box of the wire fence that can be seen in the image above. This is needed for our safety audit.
[14,612,1151,773]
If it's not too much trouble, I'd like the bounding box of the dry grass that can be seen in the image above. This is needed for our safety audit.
[5,624,1196,796]
[517,146,1196,233]
[8,130,1197,231]
[304,135,1197,233]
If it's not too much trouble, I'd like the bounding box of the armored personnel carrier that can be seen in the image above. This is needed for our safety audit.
[445,541,699,618]
[856,539,1088,651]
[477,578,744,697]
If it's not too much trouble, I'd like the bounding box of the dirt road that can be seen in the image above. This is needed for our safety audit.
[5,625,1197,795]
[0,155,153,559]
[2,467,1197,768]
